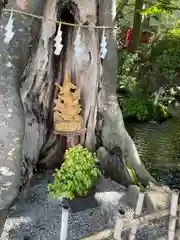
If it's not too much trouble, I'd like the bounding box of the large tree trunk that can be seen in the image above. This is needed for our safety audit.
[0,0,155,236]
[0,0,44,235]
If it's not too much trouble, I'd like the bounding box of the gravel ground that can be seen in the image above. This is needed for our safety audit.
[1,171,167,240]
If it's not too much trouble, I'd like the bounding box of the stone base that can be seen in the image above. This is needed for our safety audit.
[144,183,171,212]
[123,183,172,213]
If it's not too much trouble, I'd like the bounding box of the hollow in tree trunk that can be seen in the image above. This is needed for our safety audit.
[0,0,155,236]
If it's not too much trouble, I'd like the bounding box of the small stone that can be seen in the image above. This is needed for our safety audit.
[124,185,141,209]
[144,183,171,212]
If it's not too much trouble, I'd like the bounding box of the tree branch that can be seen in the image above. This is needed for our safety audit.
[115,0,130,21]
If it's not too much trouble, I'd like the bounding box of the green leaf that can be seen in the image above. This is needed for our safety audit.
[48,145,99,199]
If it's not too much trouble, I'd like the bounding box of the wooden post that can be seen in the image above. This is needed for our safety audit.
[114,209,125,240]
[129,191,145,240]
[82,204,180,240]
[54,129,86,148]
[66,136,79,148]
[168,190,179,240]
[60,204,70,240]
[82,229,113,240]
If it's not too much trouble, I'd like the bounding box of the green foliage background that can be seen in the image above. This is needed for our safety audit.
[116,0,180,122]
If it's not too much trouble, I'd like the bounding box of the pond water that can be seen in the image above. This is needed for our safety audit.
[126,118,180,189]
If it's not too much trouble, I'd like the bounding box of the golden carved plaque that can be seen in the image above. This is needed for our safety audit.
[53,74,84,133]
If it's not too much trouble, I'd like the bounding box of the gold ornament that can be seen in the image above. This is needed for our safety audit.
[53,74,84,133]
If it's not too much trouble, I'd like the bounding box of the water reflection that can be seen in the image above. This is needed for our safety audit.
[126,118,180,189]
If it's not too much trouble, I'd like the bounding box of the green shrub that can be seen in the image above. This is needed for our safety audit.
[155,103,169,119]
[121,93,150,121]
[117,48,171,122]
[152,28,180,80]
[120,92,169,121]
[117,52,139,92]
[48,145,100,200]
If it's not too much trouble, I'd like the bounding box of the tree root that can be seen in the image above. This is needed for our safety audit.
[98,95,155,186]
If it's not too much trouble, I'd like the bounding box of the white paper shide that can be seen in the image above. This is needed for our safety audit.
[4,10,15,44]
[100,28,108,59]
[54,23,63,56]
[74,27,83,57]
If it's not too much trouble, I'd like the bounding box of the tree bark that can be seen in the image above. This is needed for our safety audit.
[130,0,144,53]
[0,0,155,236]
[0,0,44,236]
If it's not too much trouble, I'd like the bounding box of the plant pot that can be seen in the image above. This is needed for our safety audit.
[68,187,99,213]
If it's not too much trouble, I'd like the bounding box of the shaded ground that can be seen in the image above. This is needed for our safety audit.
[1,171,167,239]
